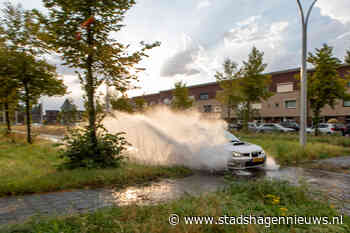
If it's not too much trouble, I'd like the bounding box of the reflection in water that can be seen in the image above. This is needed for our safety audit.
[99,174,228,206]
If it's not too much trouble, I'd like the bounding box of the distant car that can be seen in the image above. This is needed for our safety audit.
[248,122,259,132]
[280,121,299,131]
[32,123,42,127]
[307,123,338,135]
[342,124,350,136]
[256,123,295,133]
[306,127,314,134]
[334,123,346,135]
[224,131,266,170]
[228,123,242,131]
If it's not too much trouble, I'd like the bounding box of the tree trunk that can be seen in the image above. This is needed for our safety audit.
[4,101,11,135]
[313,108,320,137]
[23,81,32,144]
[86,17,97,147]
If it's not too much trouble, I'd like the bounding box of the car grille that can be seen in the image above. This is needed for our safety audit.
[242,153,250,157]
[251,152,260,157]
[245,159,265,167]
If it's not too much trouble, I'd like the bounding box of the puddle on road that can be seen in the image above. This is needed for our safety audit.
[102,166,349,216]
[103,174,227,206]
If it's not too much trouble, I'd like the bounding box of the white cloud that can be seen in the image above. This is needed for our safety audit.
[316,0,350,24]
[196,0,211,10]
[223,16,289,49]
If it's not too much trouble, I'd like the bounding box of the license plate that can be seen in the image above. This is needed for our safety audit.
[253,157,264,163]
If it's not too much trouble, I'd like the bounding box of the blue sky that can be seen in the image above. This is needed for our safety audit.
[1,0,350,110]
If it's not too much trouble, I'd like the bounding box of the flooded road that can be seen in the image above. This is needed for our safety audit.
[0,166,349,226]
[2,132,349,226]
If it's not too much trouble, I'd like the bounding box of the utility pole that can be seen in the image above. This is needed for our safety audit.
[296,0,317,147]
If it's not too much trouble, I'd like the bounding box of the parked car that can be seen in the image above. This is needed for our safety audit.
[224,131,266,170]
[334,123,346,135]
[342,124,350,136]
[256,123,295,133]
[228,123,242,131]
[248,122,259,132]
[280,121,299,131]
[307,123,339,135]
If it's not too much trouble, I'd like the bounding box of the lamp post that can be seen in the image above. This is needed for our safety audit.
[296,0,317,147]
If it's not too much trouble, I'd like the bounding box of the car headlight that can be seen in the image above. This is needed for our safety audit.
[232,151,242,157]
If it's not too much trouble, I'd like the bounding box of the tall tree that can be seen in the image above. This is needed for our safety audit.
[217,48,272,130]
[306,44,350,135]
[6,51,67,143]
[133,96,146,112]
[0,2,65,143]
[60,98,78,125]
[39,0,159,151]
[0,76,19,135]
[238,47,272,130]
[0,45,19,135]
[215,58,241,122]
[110,93,134,113]
[171,81,193,110]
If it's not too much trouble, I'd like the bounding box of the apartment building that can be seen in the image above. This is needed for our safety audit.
[134,65,350,124]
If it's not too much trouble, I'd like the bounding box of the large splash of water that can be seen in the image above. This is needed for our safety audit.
[103,107,233,171]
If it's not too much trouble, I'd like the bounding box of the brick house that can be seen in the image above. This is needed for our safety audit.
[133,65,350,124]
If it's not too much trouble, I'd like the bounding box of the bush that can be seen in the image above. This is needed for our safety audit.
[58,124,129,169]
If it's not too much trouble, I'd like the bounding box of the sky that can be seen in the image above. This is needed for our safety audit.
[2,0,350,110]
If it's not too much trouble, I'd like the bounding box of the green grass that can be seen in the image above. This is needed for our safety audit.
[236,132,350,166]
[4,179,349,233]
[0,134,192,196]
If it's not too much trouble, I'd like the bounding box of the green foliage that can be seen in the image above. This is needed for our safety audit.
[0,135,191,196]
[110,95,134,113]
[305,44,350,135]
[215,58,241,122]
[133,96,146,112]
[38,0,160,151]
[59,98,79,125]
[171,81,193,110]
[216,48,272,128]
[0,52,20,134]
[0,3,67,143]
[58,123,129,169]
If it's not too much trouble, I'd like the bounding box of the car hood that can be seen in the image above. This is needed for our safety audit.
[223,141,263,153]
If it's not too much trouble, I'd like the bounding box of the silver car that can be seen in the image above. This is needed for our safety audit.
[224,131,266,170]
[256,123,295,133]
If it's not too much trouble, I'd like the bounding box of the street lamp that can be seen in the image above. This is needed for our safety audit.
[296,0,317,147]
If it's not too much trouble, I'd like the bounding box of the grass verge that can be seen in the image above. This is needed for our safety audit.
[0,134,191,196]
[236,132,350,166]
[4,179,349,233]
[12,125,67,136]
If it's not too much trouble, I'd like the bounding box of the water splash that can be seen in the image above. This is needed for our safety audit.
[102,107,232,171]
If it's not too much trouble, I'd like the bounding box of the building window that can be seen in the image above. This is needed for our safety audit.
[285,100,296,109]
[203,105,212,112]
[344,100,350,107]
[277,83,293,93]
[199,93,209,100]
[275,103,279,108]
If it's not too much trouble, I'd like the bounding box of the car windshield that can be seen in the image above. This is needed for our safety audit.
[224,131,240,142]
